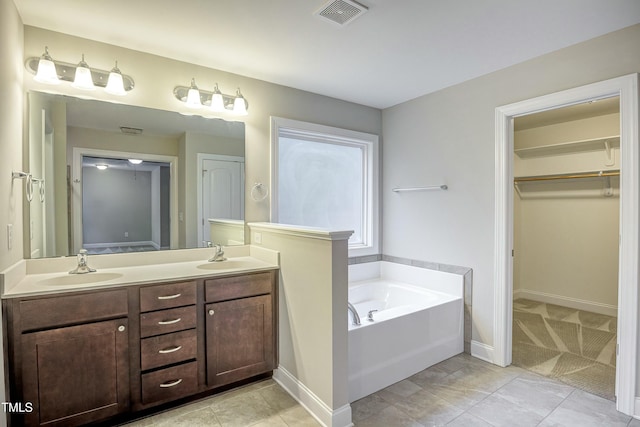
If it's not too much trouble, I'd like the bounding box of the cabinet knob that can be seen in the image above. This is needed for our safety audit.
[118,325,126,332]
[209,309,215,316]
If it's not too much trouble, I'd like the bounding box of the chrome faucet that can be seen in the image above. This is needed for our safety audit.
[367,309,378,322]
[69,249,96,274]
[208,243,227,262]
[348,302,361,326]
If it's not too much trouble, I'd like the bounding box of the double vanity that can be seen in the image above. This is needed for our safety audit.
[1,246,279,426]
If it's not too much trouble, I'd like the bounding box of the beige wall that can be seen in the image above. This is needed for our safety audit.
[250,224,350,425]
[382,24,640,350]
[513,113,620,311]
[0,1,24,272]
[0,0,23,420]
[22,25,382,231]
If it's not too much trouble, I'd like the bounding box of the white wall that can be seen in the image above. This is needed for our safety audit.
[513,113,620,313]
[381,24,640,352]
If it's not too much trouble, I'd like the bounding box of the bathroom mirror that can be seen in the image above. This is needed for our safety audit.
[26,91,245,259]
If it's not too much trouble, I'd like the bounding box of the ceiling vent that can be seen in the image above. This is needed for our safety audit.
[315,0,368,26]
[120,126,143,135]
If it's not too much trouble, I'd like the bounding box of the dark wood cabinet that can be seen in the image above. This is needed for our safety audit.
[3,269,277,426]
[20,319,129,427]
[206,294,274,386]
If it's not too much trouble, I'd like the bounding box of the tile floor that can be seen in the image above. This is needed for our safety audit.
[123,353,639,426]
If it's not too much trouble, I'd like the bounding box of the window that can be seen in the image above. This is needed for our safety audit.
[271,117,379,256]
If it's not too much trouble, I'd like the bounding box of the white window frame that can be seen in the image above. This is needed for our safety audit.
[270,116,379,257]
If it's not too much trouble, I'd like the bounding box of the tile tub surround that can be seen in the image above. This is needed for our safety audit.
[350,255,473,353]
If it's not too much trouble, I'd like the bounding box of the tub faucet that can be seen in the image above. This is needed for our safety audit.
[208,243,227,262]
[348,302,361,326]
[367,309,378,322]
[69,249,96,274]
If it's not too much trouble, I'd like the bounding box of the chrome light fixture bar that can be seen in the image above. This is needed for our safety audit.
[174,78,249,115]
[26,47,135,95]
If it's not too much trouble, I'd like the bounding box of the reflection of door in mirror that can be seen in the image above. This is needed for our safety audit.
[200,155,245,246]
[28,108,56,258]
[82,156,171,254]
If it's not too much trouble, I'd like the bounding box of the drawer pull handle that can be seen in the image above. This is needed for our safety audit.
[159,345,183,354]
[157,293,182,300]
[158,318,182,325]
[159,378,183,388]
[209,309,215,316]
[118,325,126,332]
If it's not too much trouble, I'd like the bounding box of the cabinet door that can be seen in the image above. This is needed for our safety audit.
[21,319,129,427]
[206,295,274,386]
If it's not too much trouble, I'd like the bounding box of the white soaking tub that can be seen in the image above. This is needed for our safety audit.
[348,261,464,402]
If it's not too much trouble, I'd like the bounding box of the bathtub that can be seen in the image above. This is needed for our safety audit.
[348,261,464,402]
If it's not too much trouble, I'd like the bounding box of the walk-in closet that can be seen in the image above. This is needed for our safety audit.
[512,97,620,400]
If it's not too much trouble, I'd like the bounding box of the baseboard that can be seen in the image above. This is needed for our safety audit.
[273,366,353,427]
[471,340,495,364]
[514,289,617,317]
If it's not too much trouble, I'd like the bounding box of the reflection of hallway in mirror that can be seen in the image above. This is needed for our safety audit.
[82,156,170,253]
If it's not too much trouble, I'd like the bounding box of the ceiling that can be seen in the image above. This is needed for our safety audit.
[13,0,640,109]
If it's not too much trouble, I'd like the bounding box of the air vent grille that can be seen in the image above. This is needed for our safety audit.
[316,0,368,26]
[120,126,143,135]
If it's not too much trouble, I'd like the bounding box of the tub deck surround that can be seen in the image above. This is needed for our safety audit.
[0,245,279,297]
[347,261,465,402]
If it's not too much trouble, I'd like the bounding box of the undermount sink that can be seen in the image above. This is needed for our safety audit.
[196,260,261,271]
[38,272,124,287]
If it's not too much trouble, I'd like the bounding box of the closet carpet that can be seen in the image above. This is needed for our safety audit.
[512,298,617,401]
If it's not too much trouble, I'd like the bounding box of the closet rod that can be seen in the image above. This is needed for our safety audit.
[514,170,619,183]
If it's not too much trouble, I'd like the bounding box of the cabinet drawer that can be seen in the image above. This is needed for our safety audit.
[141,361,197,405]
[140,306,196,338]
[140,281,196,312]
[19,289,128,331]
[205,272,273,302]
[141,329,197,371]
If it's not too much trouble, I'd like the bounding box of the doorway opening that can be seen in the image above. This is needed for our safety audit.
[511,97,620,400]
[494,74,639,415]
[81,156,171,254]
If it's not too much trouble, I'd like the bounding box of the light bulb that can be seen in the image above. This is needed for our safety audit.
[34,47,60,85]
[232,88,248,116]
[210,84,225,112]
[185,78,202,108]
[72,54,96,90]
[96,164,108,170]
[128,159,143,165]
[105,61,127,96]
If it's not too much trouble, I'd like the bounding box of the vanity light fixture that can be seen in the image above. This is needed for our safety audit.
[105,61,127,96]
[174,80,249,116]
[96,164,109,170]
[185,78,203,108]
[26,47,135,94]
[71,54,96,91]
[128,159,143,165]
[33,47,60,85]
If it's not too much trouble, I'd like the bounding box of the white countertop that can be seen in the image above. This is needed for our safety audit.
[1,246,279,299]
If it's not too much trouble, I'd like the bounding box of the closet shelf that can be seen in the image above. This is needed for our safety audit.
[514,135,619,158]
